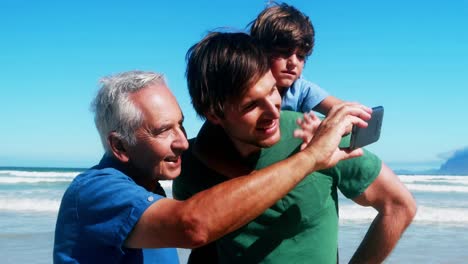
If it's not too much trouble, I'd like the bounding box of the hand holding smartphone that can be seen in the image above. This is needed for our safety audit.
[349,106,384,150]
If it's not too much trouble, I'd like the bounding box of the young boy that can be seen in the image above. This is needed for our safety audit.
[249,2,343,115]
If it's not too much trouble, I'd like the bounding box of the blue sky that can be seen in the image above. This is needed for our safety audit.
[1,0,467,170]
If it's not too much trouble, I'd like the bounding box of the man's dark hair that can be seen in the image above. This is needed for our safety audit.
[186,32,270,118]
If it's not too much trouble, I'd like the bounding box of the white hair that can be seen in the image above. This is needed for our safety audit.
[90,70,166,152]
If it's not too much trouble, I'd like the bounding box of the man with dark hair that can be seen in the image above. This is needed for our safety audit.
[174,32,416,263]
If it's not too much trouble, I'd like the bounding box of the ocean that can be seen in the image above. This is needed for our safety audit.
[1,167,467,263]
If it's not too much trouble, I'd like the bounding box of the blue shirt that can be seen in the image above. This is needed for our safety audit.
[53,156,179,264]
[281,77,329,112]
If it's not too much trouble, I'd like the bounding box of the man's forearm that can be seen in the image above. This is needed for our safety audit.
[180,151,314,246]
[127,150,317,249]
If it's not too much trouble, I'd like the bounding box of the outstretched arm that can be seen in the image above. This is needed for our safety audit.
[313,95,344,115]
[125,103,372,249]
[349,163,417,264]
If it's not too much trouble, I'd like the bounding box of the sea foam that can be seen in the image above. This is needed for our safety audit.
[0,197,60,212]
[339,204,468,226]
[0,170,80,178]
[3,195,468,226]
[2,169,468,226]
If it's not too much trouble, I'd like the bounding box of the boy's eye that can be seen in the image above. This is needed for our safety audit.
[270,53,284,59]
[297,54,306,61]
[271,48,292,58]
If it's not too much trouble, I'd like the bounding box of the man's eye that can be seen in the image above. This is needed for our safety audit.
[152,128,169,137]
[243,102,256,111]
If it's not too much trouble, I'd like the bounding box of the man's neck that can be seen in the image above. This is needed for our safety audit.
[193,122,257,178]
[101,154,160,192]
[228,137,261,159]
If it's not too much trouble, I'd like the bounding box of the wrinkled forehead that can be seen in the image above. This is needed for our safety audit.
[133,83,182,116]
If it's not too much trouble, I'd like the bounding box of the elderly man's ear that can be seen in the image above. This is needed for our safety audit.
[108,132,130,163]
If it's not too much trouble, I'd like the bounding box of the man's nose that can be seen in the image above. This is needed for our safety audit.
[173,127,189,151]
[263,97,280,119]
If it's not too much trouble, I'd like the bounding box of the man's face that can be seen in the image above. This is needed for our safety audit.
[270,49,306,89]
[126,84,189,181]
[212,71,281,157]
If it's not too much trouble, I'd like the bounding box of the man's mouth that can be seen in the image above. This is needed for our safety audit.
[164,156,180,163]
[257,119,278,134]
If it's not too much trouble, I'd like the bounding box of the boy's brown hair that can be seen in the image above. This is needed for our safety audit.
[249,2,315,58]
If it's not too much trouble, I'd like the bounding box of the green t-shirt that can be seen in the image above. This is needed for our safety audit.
[173,111,381,264]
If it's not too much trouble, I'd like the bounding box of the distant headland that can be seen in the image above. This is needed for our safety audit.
[395,147,468,175]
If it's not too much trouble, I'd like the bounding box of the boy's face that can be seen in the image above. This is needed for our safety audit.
[209,70,281,157]
[270,49,306,90]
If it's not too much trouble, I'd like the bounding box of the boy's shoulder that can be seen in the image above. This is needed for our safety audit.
[291,76,321,90]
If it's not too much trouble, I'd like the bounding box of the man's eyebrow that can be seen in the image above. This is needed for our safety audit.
[239,97,255,109]
[149,119,173,134]
[152,115,184,133]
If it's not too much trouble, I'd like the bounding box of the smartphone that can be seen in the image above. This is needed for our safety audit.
[349,106,384,150]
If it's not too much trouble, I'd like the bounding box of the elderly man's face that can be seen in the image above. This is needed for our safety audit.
[211,70,281,157]
[126,84,189,182]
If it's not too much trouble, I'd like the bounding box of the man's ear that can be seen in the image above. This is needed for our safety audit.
[108,132,129,163]
[204,111,222,125]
